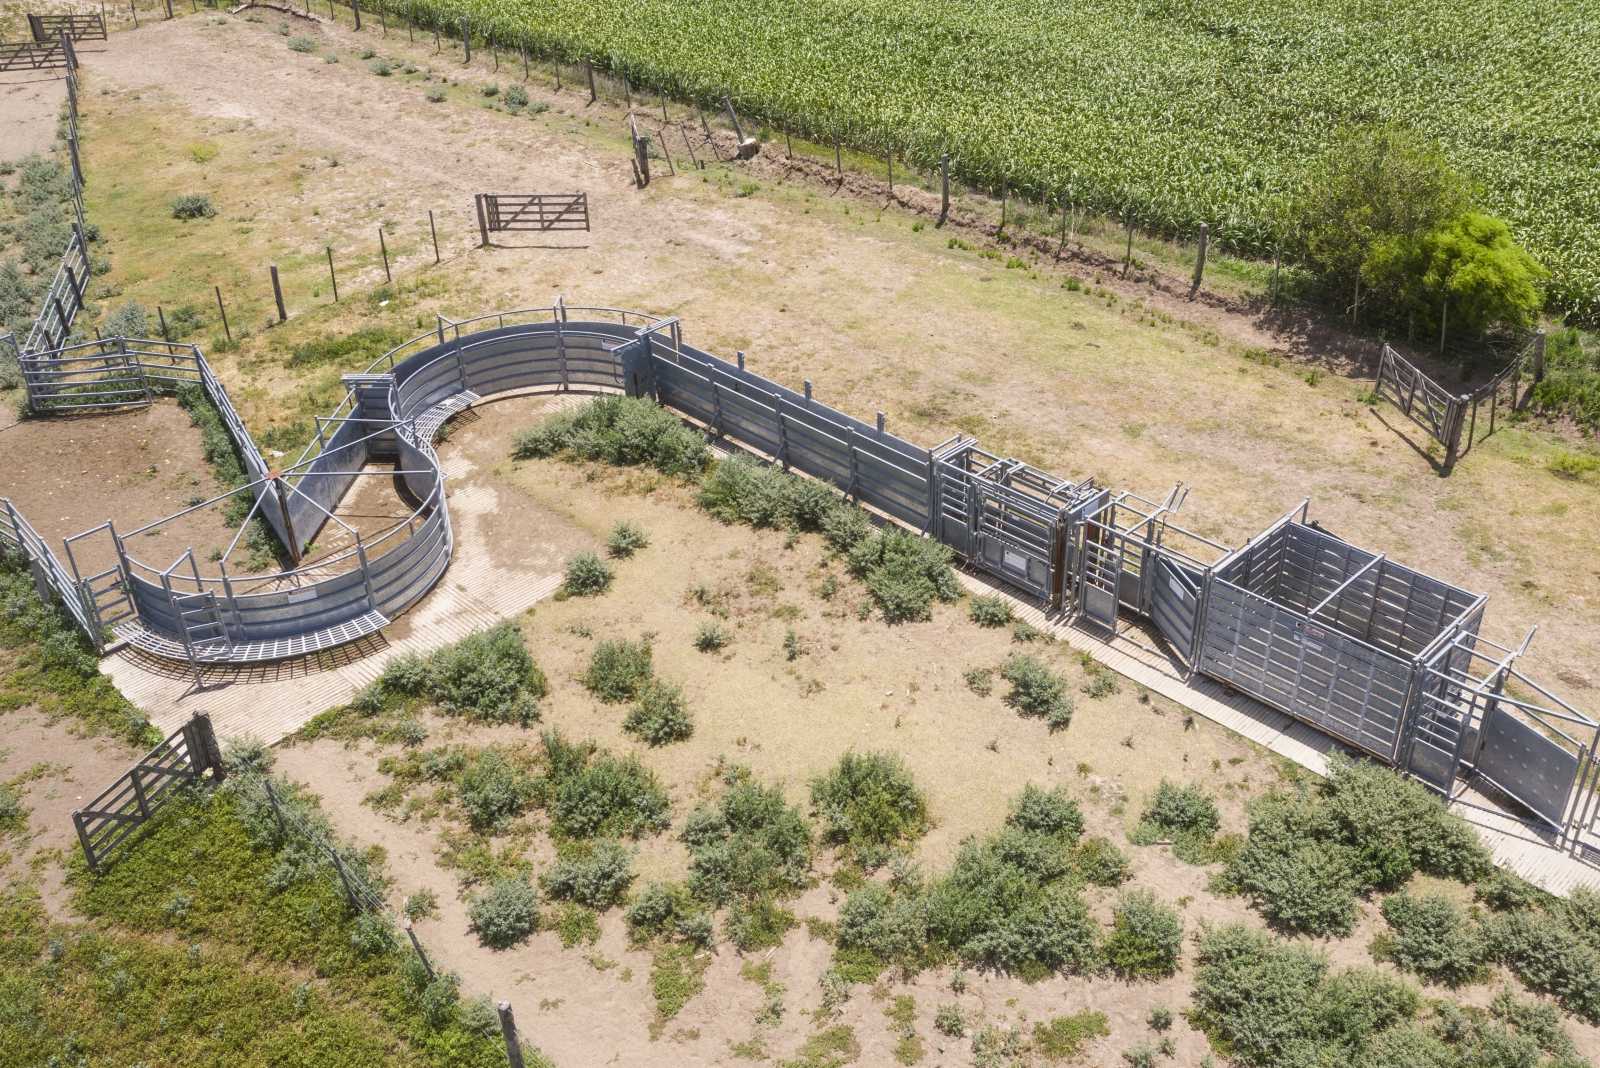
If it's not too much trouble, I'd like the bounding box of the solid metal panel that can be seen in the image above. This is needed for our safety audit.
[1475,708,1582,829]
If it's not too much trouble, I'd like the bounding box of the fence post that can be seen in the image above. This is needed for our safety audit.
[429,209,440,263]
[1121,213,1135,278]
[1442,395,1466,475]
[498,1002,527,1068]
[1533,330,1546,384]
[157,304,170,341]
[214,285,231,342]
[72,810,99,874]
[164,0,173,18]
[585,60,596,103]
[475,194,490,247]
[937,153,950,227]
[378,228,391,283]
[130,1,137,29]
[1189,222,1209,299]
[272,478,302,563]
[461,18,470,63]
[270,265,287,323]
[403,919,435,978]
[351,0,360,30]
[834,139,842,180]
[329,848,360,910]
[326,246,339,302]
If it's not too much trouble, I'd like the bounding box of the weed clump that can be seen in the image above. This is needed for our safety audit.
[1224,757,1491,936]
[968,594,1014,627]
[540,840,635,909]
[457,750,538,832]
[1000,654,1074,730]
[170,193,216,219]
[512,396,708,476]
[582,638,654,702]
[623,680,694,746]
[1130,780,1230,863]
[559,551,613,597]
[1103,890,1184,979]
[606,521,650,558]
[693,621,731,652]
[504,84,530,109]
[682,766,812,905]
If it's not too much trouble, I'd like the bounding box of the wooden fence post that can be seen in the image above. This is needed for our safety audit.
[157,304,170,341]
[1121,214,1135,278]
[460,18,470,63]
[498,1002,527,1068]
[585,60,596,104]
[378,228,391,283]
[351,0,360,31]
[329,849,360,910]
[475,194,490,247]
[403,919,435,978]
[834,139,842,180]
[1189,222,1209,299]
[270,265,287,323]
[326,246,339,302]
[1533,330,1546,383]
[429,209,440,263]
[214,285,231,341]
[937,153,950,227]
[1056,201,1068,261]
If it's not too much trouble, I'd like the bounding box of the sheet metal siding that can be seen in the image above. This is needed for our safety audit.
[1199,578,1413,760]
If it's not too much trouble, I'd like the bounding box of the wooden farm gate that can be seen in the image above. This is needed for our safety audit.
[475,192,590,244]
[0,37,72,72]
[28,12,106,42]
[72,714,226,873]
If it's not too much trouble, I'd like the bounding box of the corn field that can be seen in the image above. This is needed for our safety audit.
[386,0,1599,323]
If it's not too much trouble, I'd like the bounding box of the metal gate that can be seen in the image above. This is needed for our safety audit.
[929,438,1099,608]
[1149,554,1203,665]
[1078,535,1121,630]
[475,192,590,245]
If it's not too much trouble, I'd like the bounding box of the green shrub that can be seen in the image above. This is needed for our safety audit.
[725,896,797,951]
[606,521,650,558]
[504,84,530,109]
[1006,784,1084,843]
[1138,780,1221,839]
[422,623,546,724]
[1104,890,1184,979]
[623,680,694,746]
[0,783,25,836]
[811,751,928,861]
[968,595,1014,627]
[170,193,217,220]
[286,35,315,52]
[540,840,635,909]
[682,772,812,905]
[457,750,537,832]
[1072,836,1131,886]
[425,86,447,103]
[999,654,1074,730]
[103,300,150,338]
[1483,908,1600,1023]
[1235,835,1361,937]
[846,528,959,623]
[1032,1012,1109,1061]
[1474,866,1549,913]
[934,1004,965,1038]
[547,744,670,841]
[468,877,540,949]
[369,57,395,76]
[512,396,708,476]
[583,638,654,702]
[693,621,731,652]
[560,551,614,597]
[1377,892,1488,987]
[625,882,712,947]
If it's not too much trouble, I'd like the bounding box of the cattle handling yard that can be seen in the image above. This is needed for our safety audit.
[3,7,1600,1068]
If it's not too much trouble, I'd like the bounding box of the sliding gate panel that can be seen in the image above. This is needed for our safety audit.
[1472,707,1581,830]
[1149,555,1203,665]
[1199,580,1412,759]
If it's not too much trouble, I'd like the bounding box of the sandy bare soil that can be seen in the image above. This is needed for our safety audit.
[0,73,65,166]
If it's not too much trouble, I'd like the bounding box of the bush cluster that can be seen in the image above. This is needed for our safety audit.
[1224,757,1491,936]
[1377,892,1488,987]
[456,749,538,832]
[1482,905,1600,1023]
[967,594,1015,627]
[833,785,1125,980]
[999,654,1074,730]
[512,395,708,476]
[170,193,217,220]
[683,767,812,905]
[364,623,547,726]
[1131,780,1228,863]
[625,881,714,948]
[606,520,650,558]
[845,528,960,623]
[1193,924,1584,1068]
[540,730,671,840]
[810,751,929,866]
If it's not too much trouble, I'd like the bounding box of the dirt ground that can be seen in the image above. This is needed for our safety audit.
[0,398,241,578]
[0,72,65,166]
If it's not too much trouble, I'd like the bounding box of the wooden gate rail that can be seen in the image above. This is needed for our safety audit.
[72,713,226,873]
[475,192,590,246]
[0,33,74,73]
[28,12,107,42]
